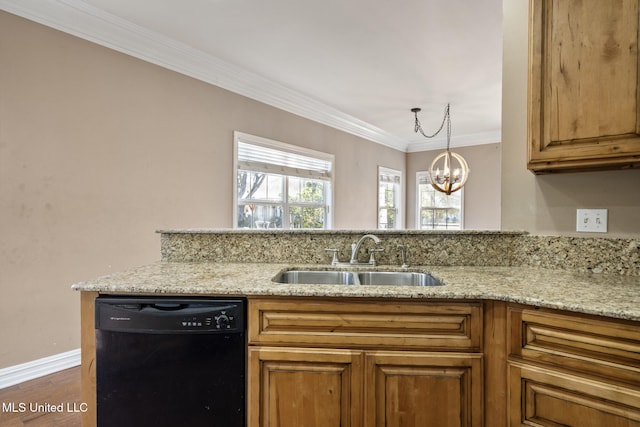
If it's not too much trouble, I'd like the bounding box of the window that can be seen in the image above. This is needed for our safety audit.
[416,171,463,230]
[234,132,334,229]
[378,167,403,229]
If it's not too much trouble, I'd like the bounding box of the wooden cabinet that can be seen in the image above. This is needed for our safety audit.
[80,291,98,427]
[364,351,483,427]
[248,347,363,427]
[508,305,640,426]
[527,0,640,173]
[248,298,484,427]
[509,362,640,426]
[248,298,482,351]
[77,292,638,427]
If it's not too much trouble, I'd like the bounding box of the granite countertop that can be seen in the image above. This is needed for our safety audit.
[71,262,640,322]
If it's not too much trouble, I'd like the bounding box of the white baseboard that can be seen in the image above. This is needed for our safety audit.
[0,349,81,389]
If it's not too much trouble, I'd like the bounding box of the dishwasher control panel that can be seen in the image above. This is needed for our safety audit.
[95,297,245,333]
[179,309,237,330]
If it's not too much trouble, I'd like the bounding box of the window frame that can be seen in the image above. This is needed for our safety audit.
[377,166,404,229]
[233,132,334,229]
[415,170,464,230]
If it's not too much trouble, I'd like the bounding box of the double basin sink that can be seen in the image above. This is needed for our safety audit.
[273,269,443,287]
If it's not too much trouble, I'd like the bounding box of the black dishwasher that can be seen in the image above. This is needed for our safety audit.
[95,296,246,427]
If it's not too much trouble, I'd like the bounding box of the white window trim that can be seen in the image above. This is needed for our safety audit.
[233,131,335,229]
[415,171,464,230]
[378,166,404,229]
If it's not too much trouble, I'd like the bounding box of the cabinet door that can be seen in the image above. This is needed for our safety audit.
[528,0,640,173]
[509,362,640,426]
[248,347,363,427]
[364,351,483,427]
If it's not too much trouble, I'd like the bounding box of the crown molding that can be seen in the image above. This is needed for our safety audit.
[0,0,411,151]
[406,130,502,153]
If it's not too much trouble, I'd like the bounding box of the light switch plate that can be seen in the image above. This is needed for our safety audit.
[576,209,608,233]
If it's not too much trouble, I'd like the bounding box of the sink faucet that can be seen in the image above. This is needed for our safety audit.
[324,234,383,266]
[350,234,382,265]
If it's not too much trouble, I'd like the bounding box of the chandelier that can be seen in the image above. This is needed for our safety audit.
[411,104,470,195]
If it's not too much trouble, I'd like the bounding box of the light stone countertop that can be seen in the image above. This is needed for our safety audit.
[71,262,640,322]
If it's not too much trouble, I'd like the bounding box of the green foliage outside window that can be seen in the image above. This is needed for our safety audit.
[237,171,326,229]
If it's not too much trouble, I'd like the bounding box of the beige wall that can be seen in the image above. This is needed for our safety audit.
[0,12,405,367]
[406,144,502,230]
[501,1,640,237]
[8,0,638,369]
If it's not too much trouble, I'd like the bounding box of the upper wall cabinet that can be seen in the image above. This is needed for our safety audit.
[527,0,640,173]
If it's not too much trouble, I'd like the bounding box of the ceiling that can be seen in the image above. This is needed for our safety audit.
[2,0,503,152]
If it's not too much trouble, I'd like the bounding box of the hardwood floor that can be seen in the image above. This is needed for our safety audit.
[0,367,81,427]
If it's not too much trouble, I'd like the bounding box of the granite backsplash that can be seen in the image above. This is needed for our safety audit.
[159,230,640,276]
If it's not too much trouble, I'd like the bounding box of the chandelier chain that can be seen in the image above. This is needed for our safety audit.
[413,103,451,151]
[411,103,468,194]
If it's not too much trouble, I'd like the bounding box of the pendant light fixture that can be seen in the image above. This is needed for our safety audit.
[411,104,469,195]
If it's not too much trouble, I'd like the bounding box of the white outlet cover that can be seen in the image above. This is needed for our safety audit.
[576,209,608,233]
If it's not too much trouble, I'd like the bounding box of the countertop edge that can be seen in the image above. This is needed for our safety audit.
[70,262,640,322]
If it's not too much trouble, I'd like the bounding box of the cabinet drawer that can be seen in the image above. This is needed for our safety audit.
[509,362,640,426]
[248,298,482,351]
[509,306,640,385]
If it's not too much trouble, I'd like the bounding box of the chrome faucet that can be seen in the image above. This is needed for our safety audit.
[350,234,383,265]
[324,234,384,266]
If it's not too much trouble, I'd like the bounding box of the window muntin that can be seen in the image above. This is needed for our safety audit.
[378,167,403,229]
[234,132,333,229]
[416,171,463,230]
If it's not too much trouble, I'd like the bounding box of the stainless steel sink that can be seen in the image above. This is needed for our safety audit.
[357,271,443,286]
[273,270,358,285]
[272,269,443,286]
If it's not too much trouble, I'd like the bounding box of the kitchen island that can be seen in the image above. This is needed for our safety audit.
[72,230,640,427]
